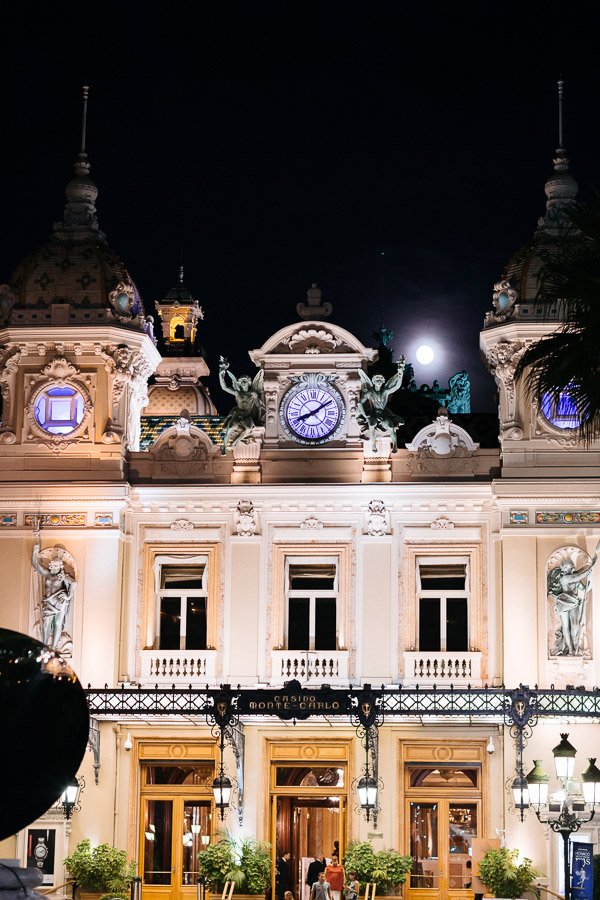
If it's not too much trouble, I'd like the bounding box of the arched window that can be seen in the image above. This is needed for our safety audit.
[169,316,185,342]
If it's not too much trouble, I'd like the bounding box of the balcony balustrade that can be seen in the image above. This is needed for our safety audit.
[403,651,482,686]
[271,650,349,686]
[139,649,218,685]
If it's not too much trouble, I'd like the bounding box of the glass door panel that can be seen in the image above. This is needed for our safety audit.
[181,801,212,886]
[448,804,477,890]
[409,802,439,890]
[143,800,173,885]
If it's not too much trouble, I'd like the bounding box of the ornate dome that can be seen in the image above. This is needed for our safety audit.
[500,147,578,304]
[0,110,153,339]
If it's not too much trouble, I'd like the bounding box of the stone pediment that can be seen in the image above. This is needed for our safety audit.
[250,320,375,364]
[405,410,479,459]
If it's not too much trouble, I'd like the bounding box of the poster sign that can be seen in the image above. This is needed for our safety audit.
[571,842,593,900]
[26,828,56,886]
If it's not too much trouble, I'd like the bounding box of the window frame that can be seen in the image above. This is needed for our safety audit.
[141,543,220,654]
[155,556,209,651]
[416,556,470,652]
[284,555,339,651]
[270,542,352,655]
[400,542,486,679]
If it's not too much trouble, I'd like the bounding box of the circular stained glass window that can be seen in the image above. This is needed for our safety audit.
[34,385,85,435]
[541,389,581,430]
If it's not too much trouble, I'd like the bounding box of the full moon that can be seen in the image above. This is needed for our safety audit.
[416,344,435,365]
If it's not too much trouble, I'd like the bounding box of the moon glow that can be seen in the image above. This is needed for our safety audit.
[416,344,435,365]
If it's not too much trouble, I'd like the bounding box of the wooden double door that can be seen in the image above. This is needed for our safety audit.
[141,796,212,900]
[405,798,480,900]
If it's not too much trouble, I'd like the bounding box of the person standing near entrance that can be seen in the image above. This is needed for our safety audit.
[310,872,331,900]
[344,872,359,900]
[306,855,326,890]
[277,852,293,900]
[325,856,345,900]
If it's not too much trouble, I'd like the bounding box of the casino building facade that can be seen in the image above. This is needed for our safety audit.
[1,101,600,900]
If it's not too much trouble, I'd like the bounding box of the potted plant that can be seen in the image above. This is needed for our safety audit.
[64,839,136,900]
[478,848,539,900]
[198,835,271,897]
[344,842,412,896]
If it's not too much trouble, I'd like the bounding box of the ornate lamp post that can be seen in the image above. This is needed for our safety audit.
[211,725,232,820]
[525,734,600,900]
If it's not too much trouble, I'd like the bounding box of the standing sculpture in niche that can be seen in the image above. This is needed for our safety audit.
[32,521,76,650]
[547,541,600,656]
[357,358,406,452]
[219,356,265,452]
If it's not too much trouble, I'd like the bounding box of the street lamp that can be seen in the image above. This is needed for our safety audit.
[211,771,232,819]
[60,776,83,820]
[525,734,600,900]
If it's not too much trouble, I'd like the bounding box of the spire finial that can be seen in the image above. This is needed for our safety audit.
[80,84,89,156]
[553,77,569,173]
[179,264,184,284]
[53,83,104,241]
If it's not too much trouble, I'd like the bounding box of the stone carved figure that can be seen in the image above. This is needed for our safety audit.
[219,356,265,452]
[32,522,76,649]
[357,358,406,452]
[547,542,600,656]
[447,371,471,414]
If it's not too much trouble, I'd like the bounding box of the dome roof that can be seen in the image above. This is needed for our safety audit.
[1,119,152,337]
[501,148,578,303]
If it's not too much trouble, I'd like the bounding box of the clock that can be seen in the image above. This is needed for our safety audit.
[280,374,345,444]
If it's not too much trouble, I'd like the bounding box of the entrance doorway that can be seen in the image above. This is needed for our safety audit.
[139,756,215,900]
[403,756,484,900]
[269,754,349,900]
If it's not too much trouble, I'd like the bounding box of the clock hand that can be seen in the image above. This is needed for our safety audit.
[297,399,333,422]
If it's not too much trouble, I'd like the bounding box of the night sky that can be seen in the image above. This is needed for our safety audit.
[1,3,600,413]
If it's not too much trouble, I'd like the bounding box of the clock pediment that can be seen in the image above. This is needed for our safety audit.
[250,320,376,365]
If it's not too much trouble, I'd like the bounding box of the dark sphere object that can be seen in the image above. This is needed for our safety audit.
[0,628,89,840]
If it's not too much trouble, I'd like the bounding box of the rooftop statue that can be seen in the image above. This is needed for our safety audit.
[219,356,265,452]
[547,540,600,656]
[447,370,471,414]
[31,522,76,650]
[357,358,406,452]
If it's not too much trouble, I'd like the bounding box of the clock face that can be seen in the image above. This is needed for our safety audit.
[281,379,345,444]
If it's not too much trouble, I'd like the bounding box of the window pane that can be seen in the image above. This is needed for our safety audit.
[409,802,438,889]
[288,597,309,649]
[419,598,441,651]
[408,766,479,789]
[420,564,466,590]
[315,597,336,650]
[275,766,345,787]
[446,598,468,651]
[186,598,207,650]
[160,597,181,649]
[289,564,335,590]
[143,799,172,885]
[144,763,214,785]
[161,565,204,589]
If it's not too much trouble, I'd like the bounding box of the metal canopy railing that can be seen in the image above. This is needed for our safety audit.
[84,681,600,724]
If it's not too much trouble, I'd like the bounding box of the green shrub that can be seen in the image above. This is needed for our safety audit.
[344,842,412,895]
[198,835,271,894]
[64,839,136,899]
[478,848,539,900]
